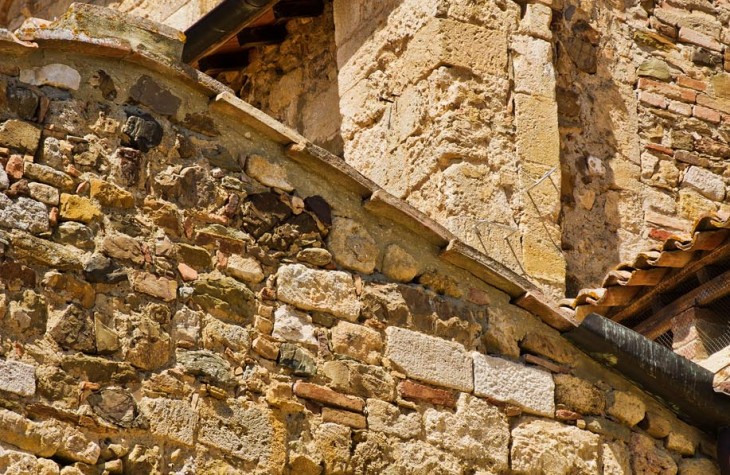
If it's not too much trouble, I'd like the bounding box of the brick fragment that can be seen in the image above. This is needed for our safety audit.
[649,228,675,242]
[638,91,667,109]
[397,380,457,408]
[679,27,722,52]
[644,143,674,156]
[322,407,367,429]
[293,381,365,412]
[696,94,730,114]
[637,78,697,103]
[693,105,721,123]
[677,75,706,92]
[649,17,677,39]
[668,101,692,117]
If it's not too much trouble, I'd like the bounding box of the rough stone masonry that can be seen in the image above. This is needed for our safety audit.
[0,4,721,475]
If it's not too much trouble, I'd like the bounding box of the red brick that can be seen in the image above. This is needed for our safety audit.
[5,155,24,180]
[693,104,721,123]
[677,75,707,92]
[649,17,677,39]
[678,27,722,52]
[322,407,367,429]
[668,101,692,117]
[293,381,365,412]
[638,78,697,103]
[638,90,667,109]
[556,408,582,421]
[696,94,730,114]
[644,143,674,156]
[649,228,674,242]
[397,380,457,408]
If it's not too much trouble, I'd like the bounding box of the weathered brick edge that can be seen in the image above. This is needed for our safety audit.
[0,4,574,332]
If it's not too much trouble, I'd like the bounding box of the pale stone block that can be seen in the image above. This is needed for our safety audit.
[331,320,383,364]
[514,93,560,167]
[0,359,36,397]
[277,264,360,321]
[472,352,555,417]
[140,397,198,446]
[519,3,553,41]
[682,166,726,201]
[385,326,473,392]
[245,154,294,192]
[272,305,318,346]
[366,399,421,439]
[511,35,556,99]
[20,64,81,90]
[511,417,601,474]
[423,393,509,470]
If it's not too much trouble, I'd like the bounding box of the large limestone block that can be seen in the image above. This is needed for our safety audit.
[366,399,421,439]
[140,397,198,446]
[515,93,560,167]
[473,352,555,417]
[385,326,473,392]
[277,264,360,321]
[423,393,510,470]
[0,359,36,397]
[511,35,556,99]
[0,119,41,153]
[511,417,601,474]
[402,18,509,84]
[0,194,48,234]
[682,166,726,201]
[20,64,81,90]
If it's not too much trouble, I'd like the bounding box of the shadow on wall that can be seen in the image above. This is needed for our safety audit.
[555,2,626,297]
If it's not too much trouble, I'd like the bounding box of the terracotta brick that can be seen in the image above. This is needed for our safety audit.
[649,228,674,242]
[693,105,721,123]
[674,150,710,167]
[397,379,457,408]
[321,407,367,429]
[668,101,692,117]
[293,381,365,412]
[649,17,677,39]
[678,27,722,51]
[677,75,706,92]
[644,143,674,156]
[637,78,697,103]
[637,90,667,109]
[696,94,730,114]
[694,137,730,158]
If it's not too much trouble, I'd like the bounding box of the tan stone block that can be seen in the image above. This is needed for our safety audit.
[519,3,553,41]
[521,226,565,285]
[666,430,696,456]
[512,35,555,99]
[402,18,509,84]
[331,320,383,365]
[293,381,365,412]
[554,374,605,415]
[89,178,134,208]
[515,93,560,167]
[642,411,671,438]
[366,399,421,439]
[322,407,367,429]
[128,271,178,302]
[607,391,646,427]
[59,193,102,224]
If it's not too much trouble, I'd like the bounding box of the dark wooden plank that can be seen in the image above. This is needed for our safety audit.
[274,0,325,19]
[237,24,287,48]
[632,268,730,339]
[609,240,730,322]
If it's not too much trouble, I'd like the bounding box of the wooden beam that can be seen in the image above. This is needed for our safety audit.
[274,0,325,19]
[237,24,288,48]
[198,51,250,74]
[609,240,730,322]
[632,268,730,339]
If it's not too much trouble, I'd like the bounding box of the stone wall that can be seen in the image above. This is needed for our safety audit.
[0,6,721,474]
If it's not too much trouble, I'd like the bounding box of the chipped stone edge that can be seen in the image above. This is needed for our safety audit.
[0,10,577,333]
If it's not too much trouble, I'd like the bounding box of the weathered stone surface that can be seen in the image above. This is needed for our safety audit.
[602,440,632,475]
[26,182,58,207]
[198,399,282,470]
[297,247,332,266]
[0,168,8,191]
[314,423,351,474]
[128,271,178,301]
[202,315,250,354]
[682,166,726,201]
[554,374,605,415]
[0,120,41,153]
[225,254,265,283]
[59,194,102,223]
[0,448,59,475]
[279,343,317,375]
[584,416,632,443]
[678,458,720,475]
[101,233,145,264]
[87,387,138,427]
[20,64,81,90]
[607,391,646,427]
[177,350,234,388]
[191,274,256,322]
[123,114,163,152]
[511,417,601,474]
[47,304,95,352]
[666,429,697,456]
[0,408,62,458]
[293,381,364,412]
[245,154,294,191]
[89,178,134,208]
[381,244,419,282]
[424,393,510,469]
[473,353,555,417]
[0,194,49,233]
[10,231,81,270]
[366,398,421,439]
[385,326,473,392]
[322,407,367,429]
[277,264,360,321]
[24,162,74,191]
[0,359,36,396]
[129,75,181,116]
[126,317,171,371]
[272,305,318,346]
[322,359,396,400]
[638,58,671,81]
[630,433,677,475]
[55,222,94,249]
[331,320,383,364]
[327,217,378,274]
[140,397,197,446]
